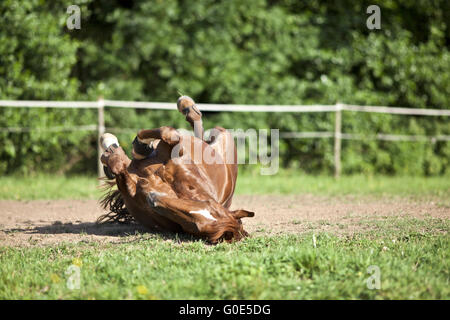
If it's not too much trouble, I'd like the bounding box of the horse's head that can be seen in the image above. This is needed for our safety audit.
[201,201,255,243]
[147,191,254,244]
[208,208,255,243]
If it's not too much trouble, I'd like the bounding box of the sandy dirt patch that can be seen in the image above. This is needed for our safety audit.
[0,195,448,246]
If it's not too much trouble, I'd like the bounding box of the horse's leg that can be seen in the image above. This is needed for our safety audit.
[207,127,238,208]
[137,126,181,145]
[177,96,204,140]
[100,134,132,178]
[99,133,185,233]
[113,172,184,233]
[132,126,181,160]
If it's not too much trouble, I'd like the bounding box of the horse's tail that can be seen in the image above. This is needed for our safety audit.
[97,180,134,224]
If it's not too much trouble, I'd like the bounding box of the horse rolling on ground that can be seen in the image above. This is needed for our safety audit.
[99,96,254,243]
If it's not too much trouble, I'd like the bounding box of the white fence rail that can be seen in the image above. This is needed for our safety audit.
[1,99,449,177]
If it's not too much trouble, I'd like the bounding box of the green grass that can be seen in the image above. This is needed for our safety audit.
[235,171,450,198]
[0,171,449,200]
[0,175,100,200]
[0,217,448,299]
[0,174,448,299]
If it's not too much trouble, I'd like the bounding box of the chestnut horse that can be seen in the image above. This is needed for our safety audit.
[99,96,254,243]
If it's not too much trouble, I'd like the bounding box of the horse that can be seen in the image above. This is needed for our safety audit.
[99,96,254,243]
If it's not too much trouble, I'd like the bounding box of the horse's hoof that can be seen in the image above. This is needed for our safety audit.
[100,133,119,151]
[177,96,195,113]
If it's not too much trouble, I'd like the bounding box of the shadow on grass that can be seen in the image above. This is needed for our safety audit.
[4,221,198,243]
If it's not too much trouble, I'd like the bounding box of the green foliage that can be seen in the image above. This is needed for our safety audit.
[0,0,449,175]
[0,0,96,174]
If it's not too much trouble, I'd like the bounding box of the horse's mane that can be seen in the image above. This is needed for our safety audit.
[97,179,135,224]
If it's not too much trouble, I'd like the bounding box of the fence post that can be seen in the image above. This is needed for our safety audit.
[334,103,342,178]
[97,97,105,178]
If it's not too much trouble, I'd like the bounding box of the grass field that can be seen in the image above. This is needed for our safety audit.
[1,219,448,299]
[1,171,449,200]
[0,172,449,300]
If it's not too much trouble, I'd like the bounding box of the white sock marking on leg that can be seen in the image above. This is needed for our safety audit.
[101,134,119,150]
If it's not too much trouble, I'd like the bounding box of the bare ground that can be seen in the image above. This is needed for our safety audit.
[0,195,448,247]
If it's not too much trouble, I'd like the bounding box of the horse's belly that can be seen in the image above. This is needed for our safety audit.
[122,195,182,232]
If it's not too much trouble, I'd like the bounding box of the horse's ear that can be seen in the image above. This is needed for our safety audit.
[231,209,255,219]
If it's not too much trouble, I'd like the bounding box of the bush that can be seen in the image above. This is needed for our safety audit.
[0,0,449,175]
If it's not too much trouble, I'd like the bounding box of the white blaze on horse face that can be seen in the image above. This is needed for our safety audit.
[189,209,217,221]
